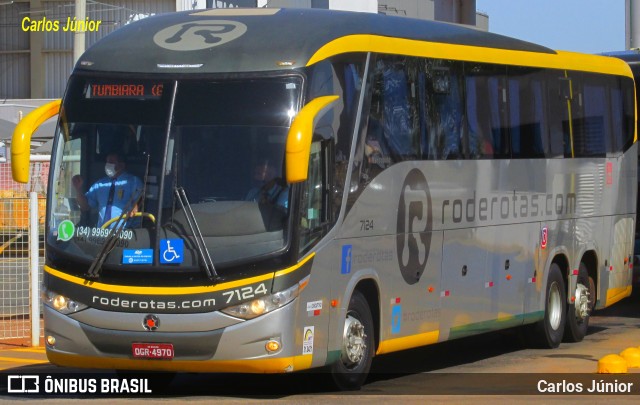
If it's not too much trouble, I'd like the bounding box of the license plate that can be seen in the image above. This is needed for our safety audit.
[132,343,174,359]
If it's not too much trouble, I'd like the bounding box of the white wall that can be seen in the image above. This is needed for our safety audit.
[329,0,378,13]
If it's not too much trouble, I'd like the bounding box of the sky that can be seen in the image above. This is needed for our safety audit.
[476,0,626,54]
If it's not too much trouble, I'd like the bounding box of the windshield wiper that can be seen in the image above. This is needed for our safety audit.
[85,191,140,279]
[174,187,219,282]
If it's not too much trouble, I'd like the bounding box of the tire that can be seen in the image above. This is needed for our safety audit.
[564,262,592,342]
[330,290,374,391]
[528,263,566,348]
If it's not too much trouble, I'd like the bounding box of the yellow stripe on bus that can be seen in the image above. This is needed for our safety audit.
[0,356,48,365]
[12,347,46,353]
[307,34,634,78]
[606,285,633,307]
[45,252,315,296]
[376,330,439,355]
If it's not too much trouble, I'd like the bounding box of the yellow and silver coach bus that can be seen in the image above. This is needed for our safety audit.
[12,8,637,389]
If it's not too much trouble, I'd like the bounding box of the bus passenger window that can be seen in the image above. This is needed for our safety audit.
[572,74,608,157]
[424,60,465,160]
[611,77,635,153]
[364,56,420,172]
[464,63,508,159]
[508,67,549,158]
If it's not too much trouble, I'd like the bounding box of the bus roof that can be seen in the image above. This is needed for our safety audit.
[76,8,630,77]
[602,49,640,64]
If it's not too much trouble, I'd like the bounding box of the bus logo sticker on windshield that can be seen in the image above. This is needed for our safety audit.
[153,20,247,51]
[57,220,75,242]
[396,169,432,285]
[160,239,184,264]
[123,249,153,264]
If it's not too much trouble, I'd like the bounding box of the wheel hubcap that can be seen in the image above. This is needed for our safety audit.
[341,314,367,367]
[548,281,562,330]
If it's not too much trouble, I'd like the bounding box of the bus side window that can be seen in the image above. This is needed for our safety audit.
[572,73,608,158]
[545,71,567,157]
[465,63,507,159]
[611,76,635,154]
[380,58,419,161]
[299,141,328,254]
[363,55,420,178]
[508,68,548,158]
[425,60,465,159]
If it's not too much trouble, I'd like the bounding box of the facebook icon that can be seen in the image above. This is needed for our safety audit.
[341,244,352,274]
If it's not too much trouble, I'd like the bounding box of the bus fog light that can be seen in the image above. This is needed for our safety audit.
[46,335,56,346]
[266,340,281,353]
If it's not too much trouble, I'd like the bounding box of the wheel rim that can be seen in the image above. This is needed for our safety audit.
[341,313,367,368]
[574,282,590,321]
[548,281,562,330]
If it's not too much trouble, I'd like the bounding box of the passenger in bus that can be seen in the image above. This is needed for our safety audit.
[72,152,143,228]
[245,160,288,212]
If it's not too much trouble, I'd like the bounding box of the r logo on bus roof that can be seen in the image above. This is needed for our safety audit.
[396,169,432,285]
[153,20,247,51]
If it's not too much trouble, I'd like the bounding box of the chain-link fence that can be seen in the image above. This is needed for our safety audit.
[0,162,48,345]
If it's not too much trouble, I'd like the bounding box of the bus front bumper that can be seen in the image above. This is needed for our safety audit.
[43,304,312,373]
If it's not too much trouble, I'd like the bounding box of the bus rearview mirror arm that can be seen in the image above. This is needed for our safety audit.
[285,95,339,183]
[11,99,62,183]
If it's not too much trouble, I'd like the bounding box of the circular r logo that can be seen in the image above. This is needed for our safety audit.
[396,169,432,285]
[153,20,247,51]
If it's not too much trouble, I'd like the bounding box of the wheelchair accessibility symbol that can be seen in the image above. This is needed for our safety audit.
[160,239,184,264]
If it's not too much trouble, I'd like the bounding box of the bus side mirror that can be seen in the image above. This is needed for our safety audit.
[11,99,61,183]
[285,95,339,183]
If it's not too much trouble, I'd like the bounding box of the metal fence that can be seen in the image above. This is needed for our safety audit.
[0,162,47,345]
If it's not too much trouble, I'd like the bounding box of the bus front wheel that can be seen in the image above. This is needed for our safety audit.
[331,290,374,390]
[529,263,566,348]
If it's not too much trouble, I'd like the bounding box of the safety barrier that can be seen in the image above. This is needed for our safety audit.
[0,162,47,346]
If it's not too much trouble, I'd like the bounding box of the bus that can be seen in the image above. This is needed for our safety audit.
[12,8,637,390]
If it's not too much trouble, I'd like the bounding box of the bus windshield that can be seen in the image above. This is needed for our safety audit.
[48,75,302,278]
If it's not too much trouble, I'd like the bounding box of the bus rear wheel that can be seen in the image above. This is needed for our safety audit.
[330,290,374,391]
[564,262,592,342]
[528,263,566,348]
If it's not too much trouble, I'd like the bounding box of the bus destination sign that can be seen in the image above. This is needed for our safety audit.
[87,83,164,99]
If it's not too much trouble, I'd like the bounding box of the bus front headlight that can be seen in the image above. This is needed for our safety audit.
[43,290,87,315]
[221,283,299,320]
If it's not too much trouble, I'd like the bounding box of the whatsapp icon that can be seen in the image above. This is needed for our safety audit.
[58,220,75,242]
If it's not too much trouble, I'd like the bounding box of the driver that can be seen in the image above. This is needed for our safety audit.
[72,152,143,228]
[245,160,288,211]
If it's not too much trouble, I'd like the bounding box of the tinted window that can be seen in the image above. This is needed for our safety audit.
[466,63,508,159]
[366,56,421,167]
[508,67,550,158]
[424,59,465,159]
[571,73,607,157]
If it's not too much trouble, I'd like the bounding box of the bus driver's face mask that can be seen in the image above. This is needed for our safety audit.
[105,163,117,178]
